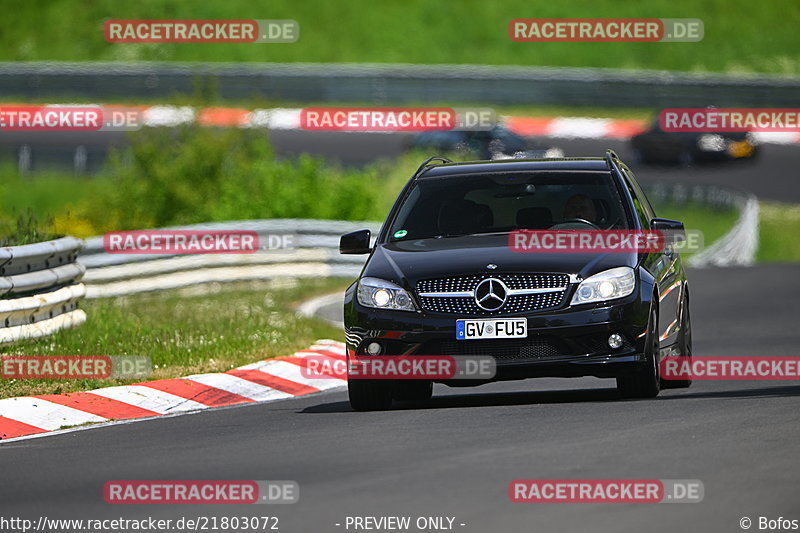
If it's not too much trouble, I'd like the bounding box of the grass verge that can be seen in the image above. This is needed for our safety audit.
[757,202,800,262]
[0,127,428,238]
[654,201,740,260]
[2,0,798,74]
[0,277,351,399]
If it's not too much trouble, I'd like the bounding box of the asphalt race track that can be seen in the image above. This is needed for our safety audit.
[1,136,799,533]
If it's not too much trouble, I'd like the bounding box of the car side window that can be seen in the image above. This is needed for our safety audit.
[622,176,650,229]
[622,166,657,220]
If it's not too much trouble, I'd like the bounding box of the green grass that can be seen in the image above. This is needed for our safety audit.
[0,169,115,242]
[654,200,740,259]
[0,277,350,399]
[2,0,799,74]
[0,210,59,247]
[0,169,110,216]
[757,201,800,262]
[0,126,430,239]
[645,199,800,263]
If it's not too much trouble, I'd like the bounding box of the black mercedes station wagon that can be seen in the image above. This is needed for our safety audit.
[340,151,691,410]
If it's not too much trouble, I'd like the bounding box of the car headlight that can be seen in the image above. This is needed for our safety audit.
[357,277,416,311]
[570,267,636,305]
[697,134,726,151]
[745,132,760,146]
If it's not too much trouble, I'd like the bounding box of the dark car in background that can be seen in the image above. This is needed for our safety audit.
[631,118,758,165]
[409,124,564,160]
[339,151,691,410]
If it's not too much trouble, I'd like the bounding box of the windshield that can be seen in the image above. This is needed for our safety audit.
[388,171,630,241]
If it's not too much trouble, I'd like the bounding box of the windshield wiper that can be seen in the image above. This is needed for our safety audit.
[432,231,507,239]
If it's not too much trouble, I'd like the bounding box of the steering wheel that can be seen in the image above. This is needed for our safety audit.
[550,218,601,230]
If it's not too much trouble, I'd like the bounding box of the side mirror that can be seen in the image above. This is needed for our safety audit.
[340,229,371,254]
[651,218,686,243]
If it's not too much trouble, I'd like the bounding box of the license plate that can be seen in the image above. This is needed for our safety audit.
[456,318,527,340]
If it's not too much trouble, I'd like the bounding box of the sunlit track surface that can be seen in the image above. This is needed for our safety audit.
[1,265,799,532]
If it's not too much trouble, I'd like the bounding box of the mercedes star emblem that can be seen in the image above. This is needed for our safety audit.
[474,278,508,311]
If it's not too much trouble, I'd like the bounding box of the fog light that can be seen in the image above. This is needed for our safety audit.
[608,334,624,350]
[366,342,383,355]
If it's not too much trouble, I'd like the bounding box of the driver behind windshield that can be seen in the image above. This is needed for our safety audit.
[562,194,598,224]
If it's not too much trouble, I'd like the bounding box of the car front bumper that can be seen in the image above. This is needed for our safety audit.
[344,290,652,383]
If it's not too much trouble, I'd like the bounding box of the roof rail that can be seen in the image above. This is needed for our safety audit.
[604,149,619,170]
[412,156,452,179]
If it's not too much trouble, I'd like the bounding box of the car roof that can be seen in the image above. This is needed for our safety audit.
[418,158,611,179]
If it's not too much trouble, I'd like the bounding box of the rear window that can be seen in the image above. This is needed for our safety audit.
[387,171,631,241]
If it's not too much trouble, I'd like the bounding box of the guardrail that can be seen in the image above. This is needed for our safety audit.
[78,220,381,299]
[2,62,799,107]
[0,237,86,346]
[642,182,759,267]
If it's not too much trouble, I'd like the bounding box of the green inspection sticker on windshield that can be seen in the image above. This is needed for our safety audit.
[393,229,408,238]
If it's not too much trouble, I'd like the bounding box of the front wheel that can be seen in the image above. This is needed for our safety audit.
[617,308,661,399]
[663,294,693,389]
[348,379,394,411]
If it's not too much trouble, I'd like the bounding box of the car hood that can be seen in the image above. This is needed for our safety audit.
[363,234,638,289]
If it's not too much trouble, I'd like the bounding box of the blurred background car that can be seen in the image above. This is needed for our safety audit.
[409,124,564,160]
[630,117,759,166]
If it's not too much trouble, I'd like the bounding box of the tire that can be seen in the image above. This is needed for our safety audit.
[663,294,693,389]
[617,307,661,399]
[348,379,394,411]
[394,380,433,402]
